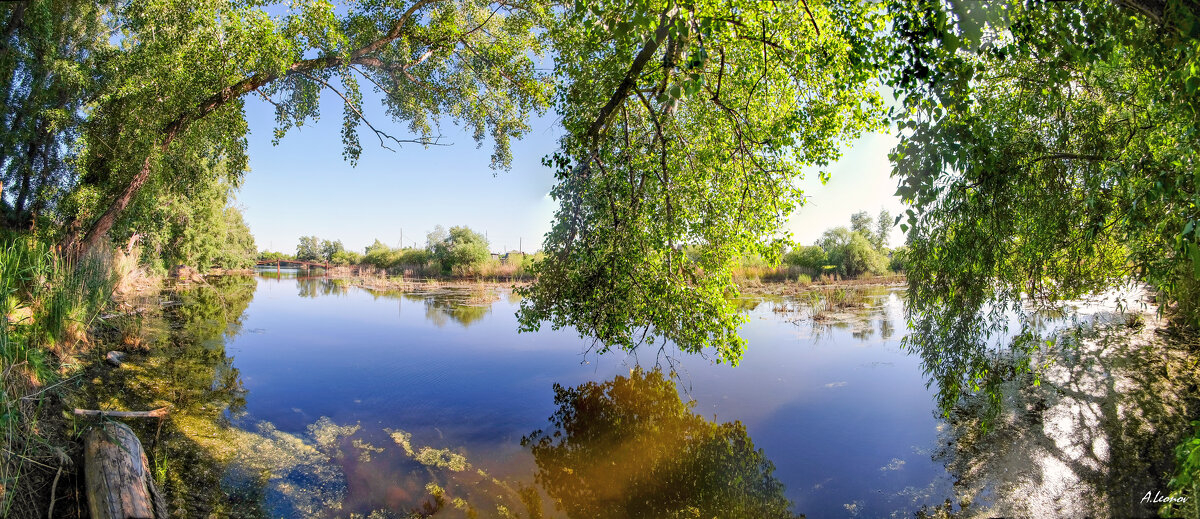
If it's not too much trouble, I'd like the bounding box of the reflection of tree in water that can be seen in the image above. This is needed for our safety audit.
[296,276,348,298]
[927,316,1200,518]
[522,368,801,519]
[90,276,268,516]
[423,293,490,328]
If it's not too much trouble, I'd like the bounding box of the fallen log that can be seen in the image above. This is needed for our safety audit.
[74,407,168,419]
[83,421,167,518]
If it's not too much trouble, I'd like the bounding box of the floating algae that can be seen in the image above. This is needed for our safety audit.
[351,439,385,463]
[386,428,416,456]
[219,417,361,517]
[413,447,469,472]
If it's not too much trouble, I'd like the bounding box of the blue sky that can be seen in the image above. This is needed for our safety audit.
[237,88,906,255]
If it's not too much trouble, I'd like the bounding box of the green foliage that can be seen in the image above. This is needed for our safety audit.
[522,368,800,519]
[362,238,432,272]
[330,249,362,266]
[127,177,257,271]
[818,226,853,270]
[783,245,827,272]
[842,232,887,277]
[0,1,106,230]
[427,225,489,276]
[1165,421,1200,518]
[320,239,345,263]
[0,234,115,515]
[258,250,294,262]
[888,245,910,273]
[850,211,873,242]
[4,0,551,268]
[518,0,889,363]
[296,236,322,262]
[874,209,892,250]
[886,0,1200,416]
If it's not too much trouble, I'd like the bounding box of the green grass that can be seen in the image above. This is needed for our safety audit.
[0,234,115,517]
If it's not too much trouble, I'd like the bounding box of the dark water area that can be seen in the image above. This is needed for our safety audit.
[94,271,1179,518]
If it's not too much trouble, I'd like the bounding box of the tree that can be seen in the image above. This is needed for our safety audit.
[842,232,887,277]
[0,1,105,230]
[874,209,891,250]
[849,210,874,244]
[330,249,362,266]
[427,225,489,275]
[783,245,827,272]
[319,239,344,263]
[886,0,1200,418]
[364,239,394,268]
[517,0,889,364]
[49,0,550,259]
[296,236,321,262]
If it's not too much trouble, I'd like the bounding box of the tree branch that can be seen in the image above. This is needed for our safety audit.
[584,6,678,145]
[298,71,447,150]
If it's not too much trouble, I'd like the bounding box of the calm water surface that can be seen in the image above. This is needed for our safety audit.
[195,271,953,517]
[99,271,970,518]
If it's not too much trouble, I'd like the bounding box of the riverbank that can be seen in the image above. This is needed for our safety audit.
[275,267,905,299]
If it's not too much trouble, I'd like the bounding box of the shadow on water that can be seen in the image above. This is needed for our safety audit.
[88,276,266,516]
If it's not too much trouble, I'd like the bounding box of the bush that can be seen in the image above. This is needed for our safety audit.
[842,232,888,277]
[428,226,489,276]
[784,245,826,272]
[330,249,363,266]
[889,245,910,272]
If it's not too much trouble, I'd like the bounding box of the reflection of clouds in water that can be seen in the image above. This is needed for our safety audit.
[880,458,906,472]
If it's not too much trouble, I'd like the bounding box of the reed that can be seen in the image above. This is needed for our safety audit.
[0,235,116,517]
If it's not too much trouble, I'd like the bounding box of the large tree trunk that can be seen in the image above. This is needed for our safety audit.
[62,152,155,259]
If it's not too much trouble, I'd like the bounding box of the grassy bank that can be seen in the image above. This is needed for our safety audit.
[0,236,117,517]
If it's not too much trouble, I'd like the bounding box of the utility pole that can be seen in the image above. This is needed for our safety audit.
[519,237,522,254]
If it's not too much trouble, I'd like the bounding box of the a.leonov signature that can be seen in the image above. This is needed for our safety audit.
[1142,491,1188,504]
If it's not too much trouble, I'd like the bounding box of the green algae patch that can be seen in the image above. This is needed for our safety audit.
[414,446,470,472]
[386,428,416,456]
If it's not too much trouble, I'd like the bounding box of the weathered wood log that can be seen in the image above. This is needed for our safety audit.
[74,407,169,419]
[83,421,166,519]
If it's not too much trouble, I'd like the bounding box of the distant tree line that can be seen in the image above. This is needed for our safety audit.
[264,225,539,278]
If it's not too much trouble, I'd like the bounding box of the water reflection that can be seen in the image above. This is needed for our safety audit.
[522,368,800,519]
[89,273,1191,518]
[90,276,262,516]
[423,292,493,328]
[297,277,349,298]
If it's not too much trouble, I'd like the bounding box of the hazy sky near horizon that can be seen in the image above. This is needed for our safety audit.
[238,88,906,255]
